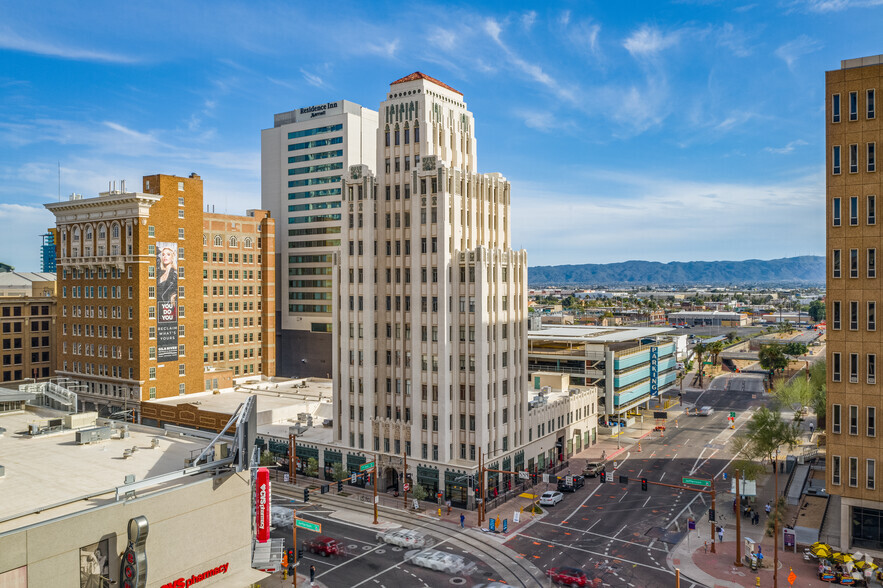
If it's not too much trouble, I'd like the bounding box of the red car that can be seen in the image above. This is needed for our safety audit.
[546,567,588,587]
[304,536,346,557]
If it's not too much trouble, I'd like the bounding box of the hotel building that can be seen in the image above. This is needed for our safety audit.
[45,173,277,418]
[261,100,378,377]
[332,72,531,500]
[826,54,883,553]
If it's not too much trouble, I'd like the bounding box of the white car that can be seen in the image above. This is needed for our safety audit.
[376,528,433,548]
[404,549,476,575]
[539,491,564,506]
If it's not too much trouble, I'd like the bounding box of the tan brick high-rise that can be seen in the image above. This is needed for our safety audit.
[827,55,883,552]
[46,174,206,414]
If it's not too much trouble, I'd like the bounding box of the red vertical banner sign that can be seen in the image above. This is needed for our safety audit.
[256,467,271,543]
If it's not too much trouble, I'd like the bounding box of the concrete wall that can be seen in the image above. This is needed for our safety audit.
[0,471,253,587]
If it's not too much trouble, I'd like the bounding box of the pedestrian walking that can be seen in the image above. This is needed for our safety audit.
[460,513,465,528]
[309,564,316,587]
[809,422,815,435]
[754,511,760,526]
[765,502,771,516]
[717,526,724,543]
[733,498,737,513]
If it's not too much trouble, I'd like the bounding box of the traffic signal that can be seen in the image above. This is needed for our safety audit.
[297,547,304,561]
[708,508,716,522]
[303,488,309,502]
[641,478,648,491]
[287,547,294,562]
[338,480,343,492]
[599,471,606,483]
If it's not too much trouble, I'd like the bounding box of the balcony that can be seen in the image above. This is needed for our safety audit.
[59,254,137,270]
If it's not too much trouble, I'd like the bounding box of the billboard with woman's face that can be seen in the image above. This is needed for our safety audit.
[156,242,178,361]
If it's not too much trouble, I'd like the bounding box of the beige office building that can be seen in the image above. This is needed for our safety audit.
[827,54,883,552]
[333,73,529,503]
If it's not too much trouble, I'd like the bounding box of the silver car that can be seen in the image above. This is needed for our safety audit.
[404,549,476,575]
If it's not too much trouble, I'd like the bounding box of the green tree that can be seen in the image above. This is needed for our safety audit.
[726,331,738,343]
[331,462,348,482]
[743,407,801,467]
[783,342,808,357]
[410,483,428,501]
[808,300,826,322]
[758,344,789,375]
[259,450,275,466]
[305,457,319,478]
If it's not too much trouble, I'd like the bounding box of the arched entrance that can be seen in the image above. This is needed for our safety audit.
[384,467,399,492]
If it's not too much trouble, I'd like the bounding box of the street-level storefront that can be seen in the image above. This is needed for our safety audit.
[417,465,439,498]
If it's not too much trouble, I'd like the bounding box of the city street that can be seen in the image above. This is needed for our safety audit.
[503,381,766,587]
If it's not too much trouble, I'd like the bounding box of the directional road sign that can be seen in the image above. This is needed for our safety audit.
[682,477,711,487]
[295,518,321,533]
[360,461,375,472]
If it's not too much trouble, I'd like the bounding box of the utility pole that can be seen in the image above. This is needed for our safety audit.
[403,450,408,509]
[774,450,779,588]
[288,433,296,484]
[710,476,717,554]
[373,453,379,525]
[734,469,742,566]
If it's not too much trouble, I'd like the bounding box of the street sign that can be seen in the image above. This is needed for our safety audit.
[653,411,667,419]
[788,570,797,585]
[295,518,321,533]
[682,477,711,487]
[360,461,375,472]
[729,411,736,418]
[542,474,549,483]
[518,470,529,480]
[403,483,410,491]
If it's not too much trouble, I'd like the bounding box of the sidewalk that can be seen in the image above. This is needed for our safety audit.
[250,569,328,588]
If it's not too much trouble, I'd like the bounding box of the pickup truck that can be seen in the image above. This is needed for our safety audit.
[583,462,606,478]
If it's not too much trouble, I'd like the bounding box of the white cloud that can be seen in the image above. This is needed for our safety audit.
[429,27,457,51]
[0,25,139,63]
[521,11,537,30]
[764,139,809,154]
[300,69,327,89]
[623,25,681,58]
[716,23,753,57]
[775,35,822,69]
[509,169,823,265]
[785,0,883,11]
[568,20,602,58]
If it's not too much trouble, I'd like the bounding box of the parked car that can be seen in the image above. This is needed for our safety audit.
[698,406,714,416]
[376,528,433,548]
[557,475,585,492]
[583,462,606,478]
[547,566,589,587]
[404,549,476,575]
[539,491,564,506]
[304,536,346,557]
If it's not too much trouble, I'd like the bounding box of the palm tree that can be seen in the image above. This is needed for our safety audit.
[710,340,725,366]
[694,342,708,385]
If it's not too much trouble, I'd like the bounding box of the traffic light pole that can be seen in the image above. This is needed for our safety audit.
[373,453,379,525]
[710,477,717,554]
[403,451,408,509]
[292,508,298,588]
[477,447,484,525]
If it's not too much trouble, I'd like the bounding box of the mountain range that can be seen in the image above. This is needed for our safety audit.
[528,256,825,287]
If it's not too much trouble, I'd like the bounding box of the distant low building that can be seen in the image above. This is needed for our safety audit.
[668,310,749,327]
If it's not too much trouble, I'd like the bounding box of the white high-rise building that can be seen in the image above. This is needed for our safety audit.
[333,73,529,503]
[262,101,378,377]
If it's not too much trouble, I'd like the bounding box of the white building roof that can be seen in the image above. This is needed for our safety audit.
[528,325,673,343]
[0,407,205,534]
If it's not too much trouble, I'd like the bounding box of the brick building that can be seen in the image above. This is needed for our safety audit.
[202,209,276,378]
[0,273,57,383]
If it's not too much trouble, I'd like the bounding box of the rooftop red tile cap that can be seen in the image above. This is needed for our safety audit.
[391,72,462,96]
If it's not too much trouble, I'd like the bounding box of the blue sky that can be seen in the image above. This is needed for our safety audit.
[0,0,879,269]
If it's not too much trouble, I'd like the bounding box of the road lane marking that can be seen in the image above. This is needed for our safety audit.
[516,533,675,575]
[563,483,600,521]
[347,536,454,587]
[642,496,651,508]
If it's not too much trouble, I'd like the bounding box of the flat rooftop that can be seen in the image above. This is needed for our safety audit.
[528,325,673,343]
[0,407,206,534]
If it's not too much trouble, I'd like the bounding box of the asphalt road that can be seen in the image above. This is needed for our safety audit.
[269,486,543,587]
[504,379,766,587]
